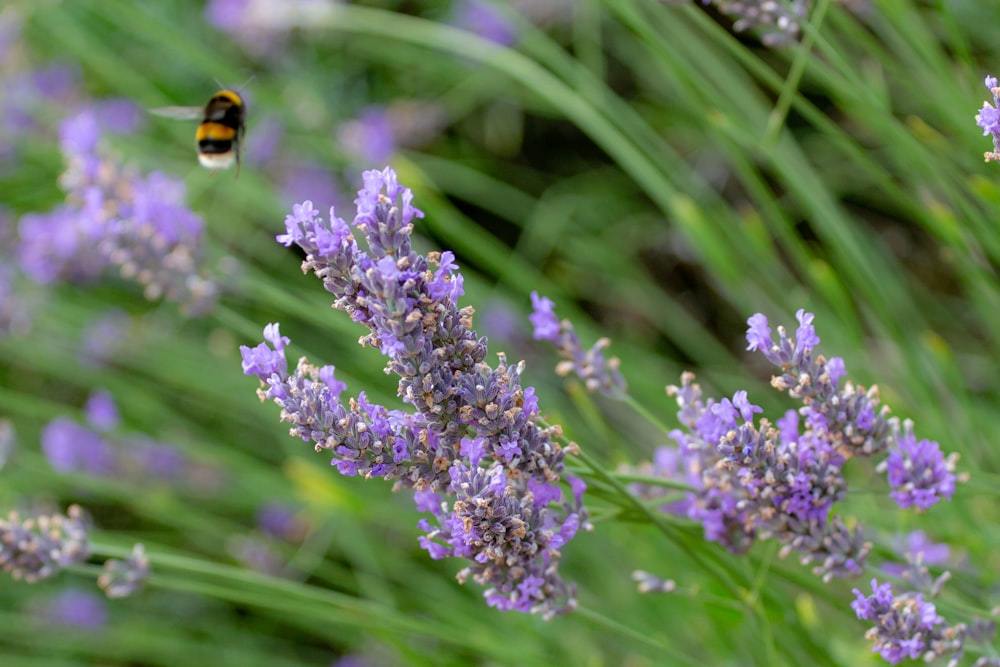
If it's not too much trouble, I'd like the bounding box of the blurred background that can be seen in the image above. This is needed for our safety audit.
[2,0,1000,665]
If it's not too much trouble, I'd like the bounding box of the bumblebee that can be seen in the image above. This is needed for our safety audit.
[152,89,247,174]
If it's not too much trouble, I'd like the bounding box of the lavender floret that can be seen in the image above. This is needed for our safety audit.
[975,75,1000,162]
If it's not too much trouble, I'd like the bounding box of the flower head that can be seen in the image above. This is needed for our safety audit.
[244,168,587,616]
[40,589,108,629]
[976,75,1000,162]
[881,422,957,510]
[529,292,626,396]
[0,505,90,583]
[98,543,150,598]
[18,111,221,315]
[851,579,943,664]
[452,0,518,46]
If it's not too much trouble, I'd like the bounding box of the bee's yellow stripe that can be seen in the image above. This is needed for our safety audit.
[196,122,237,141]
[214,89,244,107]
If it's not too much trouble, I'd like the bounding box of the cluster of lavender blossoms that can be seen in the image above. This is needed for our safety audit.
[666,310,956,579]
[533,302,982,662]
[1,503,150,597]
[841,532,998,666]
[975,75,1000,162]
[242,168,588,617]
[0,505,89,583]
[529,292,626,397]
[851,578,998,666]
[659,0,811,47]
[540,307,955,582]
[17,110,220,315]
[41,389,218,489]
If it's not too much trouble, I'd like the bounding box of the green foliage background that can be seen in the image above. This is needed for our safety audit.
[2,0,999,665]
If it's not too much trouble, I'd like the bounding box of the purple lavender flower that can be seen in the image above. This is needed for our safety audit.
[98,543,149,598]
[41,416,117,475]
[43,396,204,486]
[337,106,396,165]
[0,63,81,150]
[121,437,191,481]
[529,292,627,396]
[641,310,960,582]
[90,98,145,135]
[279,161,347,210]
[529,292,560,342]
[419,462,580,615]
[256,503,306,541]
[41,589,108,629]
[851,579,944,664]
[881,530,953,597]
[78,309,131,368]
[244,167,587,616]
[881,424,957,510]
[746,309,892,457]
[0,505,90,582]
[452,0,518,46]
[84,390,121,432]
[205,0,338,56]
[18,111,220,315]
[896,531,950,567]
[976,75,1000,162]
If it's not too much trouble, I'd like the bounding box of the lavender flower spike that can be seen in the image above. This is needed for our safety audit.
[852,579,940,664]
[245,168,588,616]
[18,110,220,314]
[529,291,626,397]
[0,505,90,583]
[879,420,958,511]
[849,578,992,666]
[98,543,150,598]
[975,75,1000,162]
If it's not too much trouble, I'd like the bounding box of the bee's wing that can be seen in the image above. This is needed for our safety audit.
[148,105,203,120]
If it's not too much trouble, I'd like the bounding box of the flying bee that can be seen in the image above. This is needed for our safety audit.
[151,89,247,174]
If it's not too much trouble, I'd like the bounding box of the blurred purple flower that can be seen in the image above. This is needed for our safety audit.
[256,503,306,541]
[41,417,117,475]
[18,110,220,315]
[91,98,146,135]
[84,390,121,432]
[79,309,131,368]
[280,161,347,211]
[205,0,338,56]
[0,505,90,582]
[122,437,190,481]
[529,292,626,396]
[899,531,950,566]
[98,543,149,598]
[452,1,518,46]
[42,589,108,629]
[337,106,395,165]
[246,117,284,167]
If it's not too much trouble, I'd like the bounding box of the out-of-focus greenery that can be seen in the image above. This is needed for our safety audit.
[2,0,999,665]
